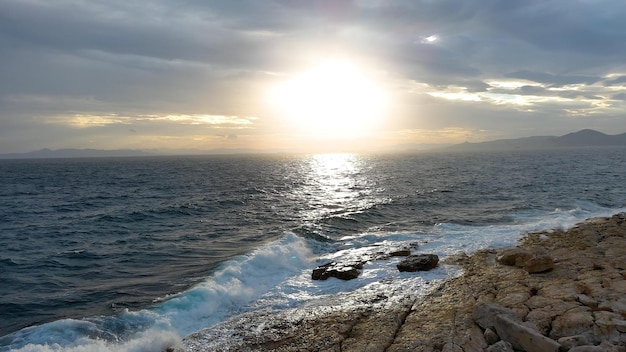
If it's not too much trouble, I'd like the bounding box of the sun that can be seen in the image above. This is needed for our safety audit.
[268,60,388,139]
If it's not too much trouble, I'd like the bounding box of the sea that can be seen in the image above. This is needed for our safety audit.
[0,148,625,351]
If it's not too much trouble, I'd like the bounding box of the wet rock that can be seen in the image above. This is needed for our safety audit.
[442,252,470,266]
[389,248,411,257]
[396,254,439,272]
[312,262,362,280]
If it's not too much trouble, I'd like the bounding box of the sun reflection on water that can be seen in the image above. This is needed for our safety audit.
[295,153,383,237]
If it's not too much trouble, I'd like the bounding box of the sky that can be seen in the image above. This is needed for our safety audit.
[1,0,626,154]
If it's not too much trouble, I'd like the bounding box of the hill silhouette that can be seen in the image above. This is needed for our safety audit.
[447,129,626,151]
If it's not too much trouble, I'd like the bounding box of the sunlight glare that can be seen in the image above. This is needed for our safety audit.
[269,60,388,139]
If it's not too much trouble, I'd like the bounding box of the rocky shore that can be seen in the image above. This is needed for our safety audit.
[183,213,626,352]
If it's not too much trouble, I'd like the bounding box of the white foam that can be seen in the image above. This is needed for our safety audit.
[2,234,315,352]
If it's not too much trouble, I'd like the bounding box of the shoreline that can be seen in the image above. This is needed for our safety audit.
[182,213,626,351]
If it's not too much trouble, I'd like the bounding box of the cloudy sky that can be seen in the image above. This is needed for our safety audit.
[1,0,626,153]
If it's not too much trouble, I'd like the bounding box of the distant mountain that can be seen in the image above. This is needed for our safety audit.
[446,129,626,151]
[0,148,154,159]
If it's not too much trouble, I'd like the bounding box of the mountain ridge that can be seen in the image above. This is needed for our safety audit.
[2,129,625,159]
[446,129,626,151]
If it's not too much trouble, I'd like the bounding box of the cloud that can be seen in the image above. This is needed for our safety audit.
[1,0,626,153]
[505,70,600,87]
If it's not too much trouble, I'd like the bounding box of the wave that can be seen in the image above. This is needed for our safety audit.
[2,203,624,352]
[0,234,315,352]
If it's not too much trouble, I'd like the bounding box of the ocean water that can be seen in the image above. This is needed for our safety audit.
[0,148,625,351]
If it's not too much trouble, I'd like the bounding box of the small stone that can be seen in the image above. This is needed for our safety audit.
[576,294,598,308]
[614,319,626,333]
[557,335,589,350]
[396,254,439,272]
[486,340,514,352]
[523,253,555,273]
[441,342,462,352]
[484,327,500,345]
[568,346,605,352]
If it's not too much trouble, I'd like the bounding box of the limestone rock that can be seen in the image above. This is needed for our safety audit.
[484,327,499,345]
[494,314,561,352]
[593,311,626,345]
[522,253,554,273]
[497,248,532,266]
[472,302,517,330]
[576,294,598,308]
[557,335,589,350]
[396,254,439,272]
[497,247,554,273]
[550,307,594,340]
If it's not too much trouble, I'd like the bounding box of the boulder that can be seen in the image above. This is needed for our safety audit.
[396,254,439,272]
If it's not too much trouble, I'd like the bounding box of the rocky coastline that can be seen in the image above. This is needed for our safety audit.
[183,213,626,352]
